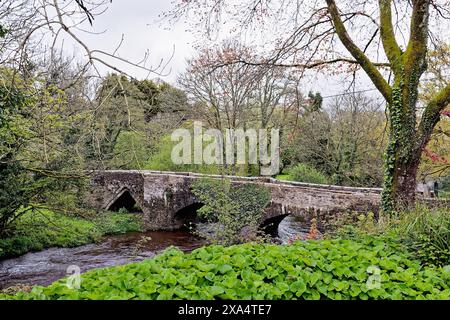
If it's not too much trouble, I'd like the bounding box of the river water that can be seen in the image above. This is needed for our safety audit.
[0,231,204,289]
[277,215,311,244]
[0,216,310,289]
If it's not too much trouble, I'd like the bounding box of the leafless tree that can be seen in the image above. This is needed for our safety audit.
[0,0,169,88]
[252,66,294,129]
[179,41,262,130]
[179,40,302,131]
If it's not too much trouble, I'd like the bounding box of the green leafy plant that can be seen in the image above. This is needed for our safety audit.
[191,178,270,245]
[145,134,223,174]
[391,206,449,266]
[288,163,329,184]
[325,206,449,267]
[0,83,34,235]
[2,237,449,300]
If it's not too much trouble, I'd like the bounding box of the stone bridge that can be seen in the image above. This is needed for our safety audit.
[85,170,386,232]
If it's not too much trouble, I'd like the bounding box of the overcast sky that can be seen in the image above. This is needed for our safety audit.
[63,0,382,102]
[73,0,195,82]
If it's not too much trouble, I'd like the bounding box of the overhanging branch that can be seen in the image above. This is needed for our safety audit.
[208,57,390,70]
[326,0,392,104]
[418,82,450,147]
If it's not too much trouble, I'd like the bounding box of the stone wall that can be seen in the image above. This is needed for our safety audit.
[86,170,449,232]
[84,170,388,231]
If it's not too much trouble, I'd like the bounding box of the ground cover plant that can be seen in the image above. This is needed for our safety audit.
[326,206,450,267]
[2,237,449,300]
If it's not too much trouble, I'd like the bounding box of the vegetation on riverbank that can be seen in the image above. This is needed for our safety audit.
[277,163,330,184]
[191,178,270,245]
[326,206,450,267]
[2,237,449,300]
[0,209,142,258]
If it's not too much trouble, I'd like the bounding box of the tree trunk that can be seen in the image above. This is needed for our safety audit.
[392,156,420,208]
[381,136,413,212]
[381,82,421,212]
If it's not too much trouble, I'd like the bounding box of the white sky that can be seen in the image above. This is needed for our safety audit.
[71,0,195,82]
[60,0,383,101]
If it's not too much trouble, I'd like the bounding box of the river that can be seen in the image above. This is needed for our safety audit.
[0,216,310,289]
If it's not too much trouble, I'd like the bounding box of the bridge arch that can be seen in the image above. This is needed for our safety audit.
[260,214,290,237]
[173,202,204,229]
[105,187,143,213]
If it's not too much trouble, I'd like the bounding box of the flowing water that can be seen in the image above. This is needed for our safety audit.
[0,216,310,289]
[0,230,205,289]
[277,215,311,244]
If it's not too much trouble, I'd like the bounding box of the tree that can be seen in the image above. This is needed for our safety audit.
[181,41,298,131]
[326,93,386,186]
[327,0,449,211]
[0,0,164,84]
[252,66,294,130]
[0,62,92,234]
[179,41,261,130]
[169,0,450,211]
[418,43,450,183]
[180,41,305,175]
[284,93,386,187]
[83,74,188,169]
[0,0,134,232]
[0,80,32,234]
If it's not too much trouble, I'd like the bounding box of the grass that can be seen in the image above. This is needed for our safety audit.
[0,209,142,259]
[2,237,449,300]
[276,173,293,181]
[288,163,329,184]
[438,190,450,199]
[277,163,329,185]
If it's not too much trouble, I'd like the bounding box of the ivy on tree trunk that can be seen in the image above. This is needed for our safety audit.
[326,0,450,212]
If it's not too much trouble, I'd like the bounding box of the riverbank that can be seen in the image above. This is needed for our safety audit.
[0,214,304,290]
[0,230,205,289]
[2,237,449,300]
[0,209,142,259]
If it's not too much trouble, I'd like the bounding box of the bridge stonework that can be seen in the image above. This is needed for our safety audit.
[85,170,384,231]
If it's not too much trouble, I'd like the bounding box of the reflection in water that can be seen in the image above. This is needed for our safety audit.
[0,231,205,289]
